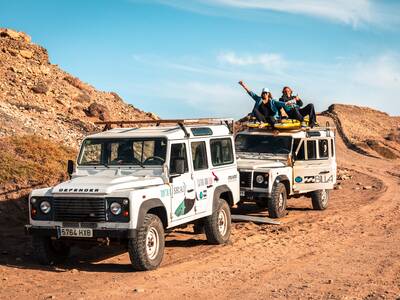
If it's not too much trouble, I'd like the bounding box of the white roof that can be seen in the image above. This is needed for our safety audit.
[87,124,232,140]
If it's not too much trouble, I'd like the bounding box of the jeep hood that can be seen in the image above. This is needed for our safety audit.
[237,158,286,169]
[52,170,164,195]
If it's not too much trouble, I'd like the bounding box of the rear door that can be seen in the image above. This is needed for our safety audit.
[169,141,196,221]
[189,140,214,214]
[292,138,335,192]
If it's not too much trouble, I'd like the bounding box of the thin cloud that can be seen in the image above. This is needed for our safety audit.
[151,0,398,28]
[218,51,286,69]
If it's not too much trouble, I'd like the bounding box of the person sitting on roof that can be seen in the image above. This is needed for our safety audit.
[279,86,317,128]
[238,80,286,125]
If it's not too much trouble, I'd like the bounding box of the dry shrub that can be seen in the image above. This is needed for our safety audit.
[74,92,90,103]
[64,75,87,91]
[0,135,77,189]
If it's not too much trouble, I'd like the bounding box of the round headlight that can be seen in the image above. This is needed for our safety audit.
[40,201,51,214]
[30,197,37,204]
[256,175,265,184]
[110,202,122,215]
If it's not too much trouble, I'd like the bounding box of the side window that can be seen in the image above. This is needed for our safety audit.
[169,143,188,174]
[191,141,208,171]
[210,138,234,166]
[331,138,335,157]
[307,140,317,160]
[318,139,329,159]
[294,139,305,160]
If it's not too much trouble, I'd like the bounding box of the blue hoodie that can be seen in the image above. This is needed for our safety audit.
[248,91,286,119]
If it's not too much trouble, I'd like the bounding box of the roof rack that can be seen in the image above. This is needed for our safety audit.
[244,121,336,136]
[94,118,235,136]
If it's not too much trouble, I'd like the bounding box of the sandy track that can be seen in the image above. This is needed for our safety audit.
[1,116,399,299]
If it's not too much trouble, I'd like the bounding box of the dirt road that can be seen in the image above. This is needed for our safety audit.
[1,116,399,299]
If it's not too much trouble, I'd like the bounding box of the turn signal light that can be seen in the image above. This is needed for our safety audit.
[123,211,129,217]
[31,208,37,217]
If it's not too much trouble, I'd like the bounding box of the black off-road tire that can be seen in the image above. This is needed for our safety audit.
[204,198,231,245]
[267,182,287,218]
[311,189,329,210]
[32,236,70,265]
[128,214,165,271]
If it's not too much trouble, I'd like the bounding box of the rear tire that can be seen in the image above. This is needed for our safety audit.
[311,189,329,210]
[33,236,70,265]
[267,183,287,218]
[128,214,165,271]
[204,199,231,245]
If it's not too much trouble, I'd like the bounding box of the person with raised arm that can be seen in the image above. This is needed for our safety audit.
[238,80,285,125]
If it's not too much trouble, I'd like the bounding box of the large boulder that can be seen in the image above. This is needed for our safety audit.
[84,103,110,121]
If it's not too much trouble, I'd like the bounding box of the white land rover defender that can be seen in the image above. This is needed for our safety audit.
[25,119,239,270]
[236,126,336,218]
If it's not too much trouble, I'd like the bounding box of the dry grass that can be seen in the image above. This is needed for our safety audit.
[0,135,77,190]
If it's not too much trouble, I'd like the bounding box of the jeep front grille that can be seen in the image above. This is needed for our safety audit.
[53,198,106,222]
[239,171,252,188]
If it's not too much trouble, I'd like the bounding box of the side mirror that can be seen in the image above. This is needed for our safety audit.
[67,160,74,178]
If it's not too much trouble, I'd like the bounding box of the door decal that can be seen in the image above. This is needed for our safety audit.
[174,198,196,217]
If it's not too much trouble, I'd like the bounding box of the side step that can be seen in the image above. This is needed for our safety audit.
[231,214,281,225]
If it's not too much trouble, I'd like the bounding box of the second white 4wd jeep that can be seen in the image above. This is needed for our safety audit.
[236,126,336,218]
[25,119,239,271]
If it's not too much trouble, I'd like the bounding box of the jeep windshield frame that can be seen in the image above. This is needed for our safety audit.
[77,137,168,167]
[235,134,293,157]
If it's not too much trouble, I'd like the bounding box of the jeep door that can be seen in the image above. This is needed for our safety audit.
[292,138,336,192]
[169,141,196,221]
[189,140,213,214]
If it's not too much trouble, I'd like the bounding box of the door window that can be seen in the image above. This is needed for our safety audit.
[191,141,208,171]
[210,138,234,166]
[169,143,188,174]
[307,140,317,160]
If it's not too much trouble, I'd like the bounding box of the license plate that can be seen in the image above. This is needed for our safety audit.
[240,190,245,197]
[60,227,93,238]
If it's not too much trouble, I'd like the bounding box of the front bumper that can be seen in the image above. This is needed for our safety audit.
[240,189,271,200]
[25,225,137,239]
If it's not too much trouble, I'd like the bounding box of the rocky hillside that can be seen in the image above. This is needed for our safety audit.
[0,28,156,149]
[322,104,400,159]
[0,28,157,197]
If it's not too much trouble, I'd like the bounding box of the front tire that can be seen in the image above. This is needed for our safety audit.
[32,236,70,265]
[204,199,231,245]
[311,189,329,210]
[267,182,287,218]
[128,214,165,271]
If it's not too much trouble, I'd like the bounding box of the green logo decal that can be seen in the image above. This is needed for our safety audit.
[175,200,186,217]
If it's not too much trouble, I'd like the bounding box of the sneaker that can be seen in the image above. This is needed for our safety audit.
[301,121,307,128]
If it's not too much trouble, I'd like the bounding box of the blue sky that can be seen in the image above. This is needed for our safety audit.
[2,0,400,117]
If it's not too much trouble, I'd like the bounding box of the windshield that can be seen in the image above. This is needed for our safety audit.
[78,138,167,166]
[235,134,293,155]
